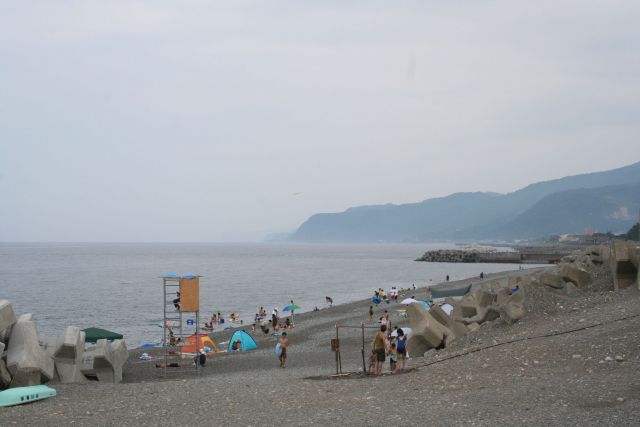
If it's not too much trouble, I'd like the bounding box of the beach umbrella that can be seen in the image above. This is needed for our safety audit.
[282,304,302,312]
[441,303,454,315]
[401,298,418,305]
[417,301,431,311]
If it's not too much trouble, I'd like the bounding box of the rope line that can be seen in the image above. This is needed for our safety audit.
[415,313,640,369]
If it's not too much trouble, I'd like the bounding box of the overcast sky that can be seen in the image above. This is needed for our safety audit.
[1,1,639,242]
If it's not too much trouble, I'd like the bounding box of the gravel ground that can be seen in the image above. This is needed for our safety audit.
[2,267,639,426]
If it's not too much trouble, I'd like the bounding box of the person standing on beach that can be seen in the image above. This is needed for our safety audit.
[446,275,450,282]
[396,328,407,370]
[271,308,279,330]
[388,342,397,373]
[325,296,333,308]
[369,305,374,322]
[372,325,387,376]
[279,332,289,368]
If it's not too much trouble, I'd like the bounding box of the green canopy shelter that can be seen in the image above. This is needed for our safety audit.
[430,283,473,299]
[82,327,123,343]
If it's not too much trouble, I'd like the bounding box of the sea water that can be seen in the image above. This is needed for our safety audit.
[0,242,538,347]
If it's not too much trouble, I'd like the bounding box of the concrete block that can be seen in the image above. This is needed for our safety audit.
[540,270,565,289]
[6,317,54,387]
[609,240,639,290]
[108,340,127,383]
[501,302,526,323]
[496,288,511,306]
[81,339,127,383]
[472,290,495,308]
[429,305,468,341]
[461,306,500,325]
[0,358,11,390]
[561,264,592,288]
[406,304,450,355]
[56,360,87,383]
[564,282,579,296]
[507,289,525,305]
[459,295,479,318]
[0,300,17,342]
[38,336,60,358]
[53,327,87,383]
[54,326,83,360]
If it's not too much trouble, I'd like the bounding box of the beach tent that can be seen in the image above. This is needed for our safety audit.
[181,334,218,354]
[82,327,123,344]
[227,330,257,352]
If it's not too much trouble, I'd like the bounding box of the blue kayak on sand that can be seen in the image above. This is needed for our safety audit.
[0,385,57,407]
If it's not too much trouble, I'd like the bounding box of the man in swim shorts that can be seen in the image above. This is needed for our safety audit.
[372,325,387,376]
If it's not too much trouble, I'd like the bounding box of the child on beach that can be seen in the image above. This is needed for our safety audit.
[388,342,397,373]
[278,332,289,368]
[369,306,374,322]
[368,349,376,372]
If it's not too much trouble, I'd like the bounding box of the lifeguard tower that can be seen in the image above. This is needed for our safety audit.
[161,273,201,376]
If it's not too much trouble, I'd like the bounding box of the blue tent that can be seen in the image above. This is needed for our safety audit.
[418,301,431,311]
[228,330,257,352]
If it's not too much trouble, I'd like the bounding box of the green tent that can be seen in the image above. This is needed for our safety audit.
[431,283,473,299]
[82,327,123,343]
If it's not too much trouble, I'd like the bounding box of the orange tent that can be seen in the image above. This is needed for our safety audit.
[181,334,218,354]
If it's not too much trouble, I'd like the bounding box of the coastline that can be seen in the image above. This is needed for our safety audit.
[3,264,640,426]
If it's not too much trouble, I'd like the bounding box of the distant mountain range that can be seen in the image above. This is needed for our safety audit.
[289,161,640,242]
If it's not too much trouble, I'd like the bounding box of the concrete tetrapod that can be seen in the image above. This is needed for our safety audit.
[81,339,127,383]
[6,315,55,387]
[53,327,88,383]
[539,270,566,290]
[497,287,527,324]
[0,300,17,344]
[561,264,593,289]
[428,305,469,344]
[609,240,639,290]
[0,342,12,390]
[405,303,451,356]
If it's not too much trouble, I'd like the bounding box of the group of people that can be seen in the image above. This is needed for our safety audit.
[204,312,226,330]
[251,305,296,335]
[369,307,392,325]
[369,324,407,376]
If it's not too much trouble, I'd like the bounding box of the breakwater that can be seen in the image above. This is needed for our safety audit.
[416,247,572,264]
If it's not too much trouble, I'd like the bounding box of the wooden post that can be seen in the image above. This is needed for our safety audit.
[361,322,366,374]
[335,325,339,375]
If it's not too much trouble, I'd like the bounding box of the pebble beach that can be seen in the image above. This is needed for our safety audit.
[2,265,639,426]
